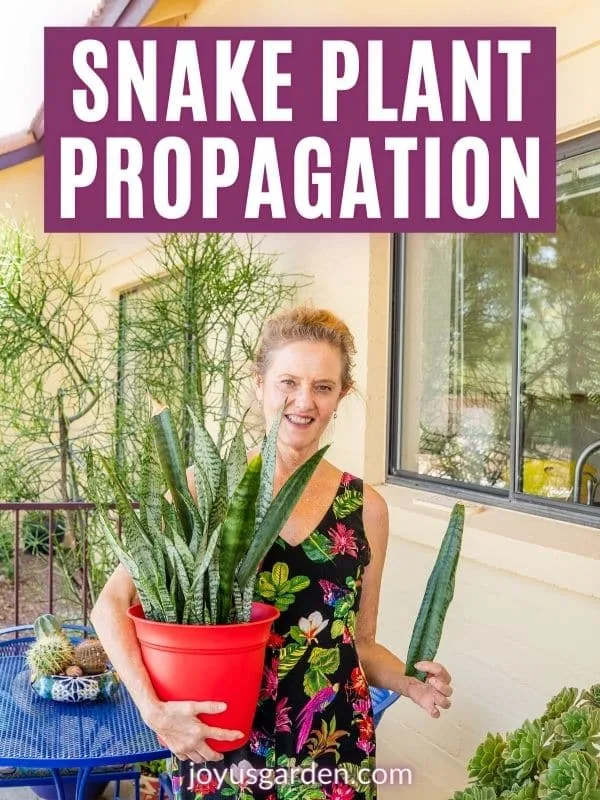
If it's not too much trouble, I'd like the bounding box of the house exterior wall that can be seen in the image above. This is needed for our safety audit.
[1,1,600,796]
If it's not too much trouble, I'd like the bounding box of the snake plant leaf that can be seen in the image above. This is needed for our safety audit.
[236,445,329,590]
[139,426,162,540]
[86,451,169,621]
[189,407,227,535]
[255,403,285,532]
[226,418,248,500]
[404,502,465,681]
[139,429,168,590]
[95,452,154,557]
[189,407,222,500]
[179,479,210,563]
[217,454,262,622]
[150,401,195,545]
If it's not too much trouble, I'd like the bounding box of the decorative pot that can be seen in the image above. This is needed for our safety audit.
[31,669,119,702]
[127,601,280,752]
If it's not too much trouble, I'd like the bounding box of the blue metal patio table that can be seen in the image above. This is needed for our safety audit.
[0,634,170,800]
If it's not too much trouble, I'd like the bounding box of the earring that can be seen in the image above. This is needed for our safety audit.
[333,411,338,419]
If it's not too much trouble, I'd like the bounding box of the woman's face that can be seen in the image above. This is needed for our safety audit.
[256,339,346,453]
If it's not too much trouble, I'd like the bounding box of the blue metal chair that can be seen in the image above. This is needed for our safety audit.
[0,623,141,800]
[157,687,401,799]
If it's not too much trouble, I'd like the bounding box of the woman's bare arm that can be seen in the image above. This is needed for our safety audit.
[90,564,242,760]
[354,485,453,718]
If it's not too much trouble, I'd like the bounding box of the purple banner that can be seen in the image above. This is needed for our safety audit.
[44,27,556,233]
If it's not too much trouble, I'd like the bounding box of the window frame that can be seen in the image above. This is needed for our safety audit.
[387,131,600,529]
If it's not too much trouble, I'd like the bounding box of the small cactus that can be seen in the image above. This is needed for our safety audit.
[73,639,108,674]
[26,633,75,680]
[33,613,63,640]
[65,665,84,677]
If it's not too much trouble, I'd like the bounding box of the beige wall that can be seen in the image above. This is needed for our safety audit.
[1,1,600,797]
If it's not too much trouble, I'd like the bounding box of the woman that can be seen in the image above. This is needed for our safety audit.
[91,306,453,799]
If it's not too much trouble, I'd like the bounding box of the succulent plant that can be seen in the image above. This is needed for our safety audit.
[541,688,580,723]
[451,684,600,800]
[538,750,600,800]
[73,639,109,675]
[554,708,600,756]
[468,733,508,789]
[499,778,538,799]
[88,401,327,625]
[582,687,600,710]
[452,787,498,800]
[504,721,554,783]
[26,633,75,680]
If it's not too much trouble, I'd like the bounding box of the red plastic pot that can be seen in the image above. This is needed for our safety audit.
[127,601,280,752]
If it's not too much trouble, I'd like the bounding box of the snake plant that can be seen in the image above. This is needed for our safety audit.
[404,501,465,681]
[87,401,327,625]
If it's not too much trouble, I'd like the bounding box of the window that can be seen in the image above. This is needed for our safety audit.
[389,134,600,524]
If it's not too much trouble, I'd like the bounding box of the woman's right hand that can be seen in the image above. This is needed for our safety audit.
[144,700,243,762]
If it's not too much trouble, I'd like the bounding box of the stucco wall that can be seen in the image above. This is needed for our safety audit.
[1,1,600,797]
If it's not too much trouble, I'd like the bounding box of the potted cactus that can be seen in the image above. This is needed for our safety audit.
[25,614,118,703]
[88,400,327,752]
[451,684,600,800]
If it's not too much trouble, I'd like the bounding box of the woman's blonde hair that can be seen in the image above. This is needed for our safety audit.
[253,305,356,392]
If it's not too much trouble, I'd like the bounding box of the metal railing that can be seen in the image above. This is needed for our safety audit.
[0,501,124,629]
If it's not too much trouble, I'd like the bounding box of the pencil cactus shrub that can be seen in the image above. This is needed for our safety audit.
[450,685,600,800]
[88,400,327,625]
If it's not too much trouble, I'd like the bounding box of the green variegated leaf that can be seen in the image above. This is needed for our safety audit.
[275,593,297,611]
[139,426,163,538]
[308,647,340,674]
[207,559,219,623]
[283,575,310,593]
[289,625,305,644]
[256,402,285,532]
[240,581,254,622]
[189,407,222,500]
[237,446,329,589]
[191,463,212,549]
[257,573,276,599]
[332,489,363,519]
[87,451,167,617]
[163,539,192,599]
[345,610,356,637]
[226,418,247,500]
[405,502,465,681]
[217,455,261,622]
[208,462,228,534]
[197,523,222,574]
[304,668,329,696]
[272,562,289,588]
[330,619,345,639]
[278,643,308,679]
[302,531,333,562]
[150,403,195,544]
[334,595,353,620]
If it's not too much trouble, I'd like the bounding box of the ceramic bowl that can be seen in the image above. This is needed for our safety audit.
[30,669,120,702]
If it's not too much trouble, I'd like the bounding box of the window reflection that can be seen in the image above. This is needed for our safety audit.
[401,233,513,489]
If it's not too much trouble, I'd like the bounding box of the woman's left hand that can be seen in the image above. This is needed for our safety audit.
[403,660,453,718]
